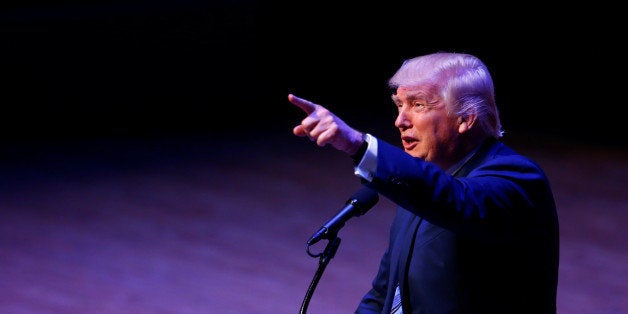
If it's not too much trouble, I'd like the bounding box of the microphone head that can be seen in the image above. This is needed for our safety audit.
[347,187,379,215]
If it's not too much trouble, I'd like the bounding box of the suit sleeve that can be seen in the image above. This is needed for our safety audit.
[354,246,390,313]
[362,139,555,242]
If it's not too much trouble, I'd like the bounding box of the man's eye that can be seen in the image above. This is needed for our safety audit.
[412,102,426,111]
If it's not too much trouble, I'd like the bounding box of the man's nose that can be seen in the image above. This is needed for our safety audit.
[394,109,411,129]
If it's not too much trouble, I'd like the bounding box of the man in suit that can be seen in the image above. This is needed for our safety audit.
[288,52,559,313]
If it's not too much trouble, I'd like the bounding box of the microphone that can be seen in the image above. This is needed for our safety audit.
[307,187,379,245]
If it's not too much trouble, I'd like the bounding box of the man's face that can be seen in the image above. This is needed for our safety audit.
[392,86,462,168]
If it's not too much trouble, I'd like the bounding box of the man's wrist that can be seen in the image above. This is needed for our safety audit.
[351,133,369,162]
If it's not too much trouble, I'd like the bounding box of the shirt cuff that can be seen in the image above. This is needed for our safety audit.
[353,133,377,182]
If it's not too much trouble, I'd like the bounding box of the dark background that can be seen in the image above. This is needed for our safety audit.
[0,1,624,147]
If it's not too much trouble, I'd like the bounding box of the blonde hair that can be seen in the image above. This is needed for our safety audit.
[389,52,504,138]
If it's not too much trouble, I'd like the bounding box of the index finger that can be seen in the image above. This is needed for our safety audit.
[288,94,316,115]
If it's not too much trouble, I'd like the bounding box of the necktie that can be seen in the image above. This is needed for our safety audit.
[391,284,403,313]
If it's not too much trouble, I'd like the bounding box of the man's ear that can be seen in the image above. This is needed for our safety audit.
[457,113,477,134]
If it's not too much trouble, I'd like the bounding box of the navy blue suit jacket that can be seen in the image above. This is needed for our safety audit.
[356,138,559,314]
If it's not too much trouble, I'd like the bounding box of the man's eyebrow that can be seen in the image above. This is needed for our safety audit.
[391,94,400,103]
[393,91,427,102]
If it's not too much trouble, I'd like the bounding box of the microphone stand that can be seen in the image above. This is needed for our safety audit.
[300,235,341,314]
